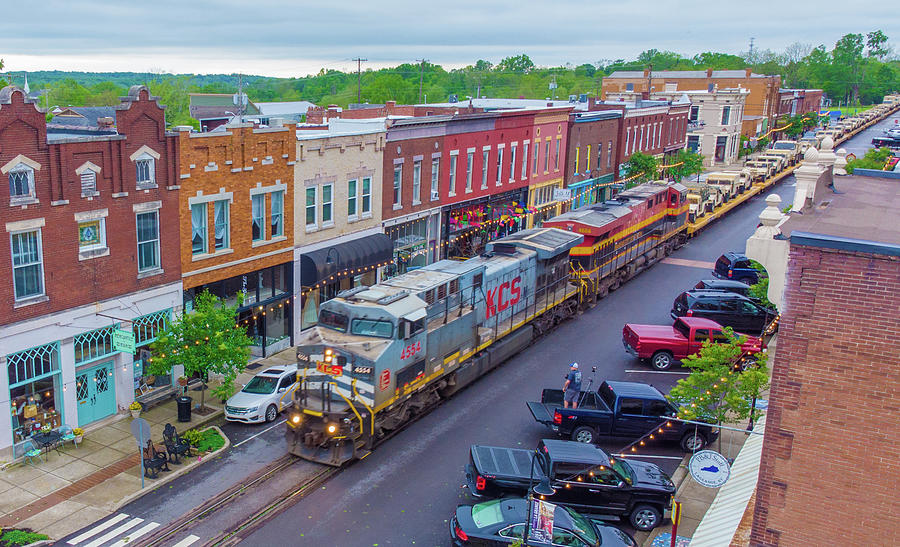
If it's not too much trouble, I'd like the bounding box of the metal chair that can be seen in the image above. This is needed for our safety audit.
[21,439,43,466]
[59,426,77,448]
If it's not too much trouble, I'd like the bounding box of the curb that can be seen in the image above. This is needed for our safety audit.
[638,453,692,547]
[114,424,231,511]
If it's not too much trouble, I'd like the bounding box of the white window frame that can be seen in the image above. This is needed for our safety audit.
[251,194,266,241]
[77,217,106,253]
[495,145,504,187]
[212,200,230,250]
[448,152,459,196]
[625,129,631,155]
[554,138,561,171]
[361,177,372,218]
[270,191,284,238]
[11,228,45,302]
[135,156,156,188]
[192,202,208,253]
[481,147,490,190]
[305,186,318,229]
[348,179,359,220]
[607,141,613,169]
[136,210,160,273]
[465,149,474,193]
[430,158,440,200]
[509,143,517,182]
[543,140,550,173]
[521,141,529,180]
[393,164,403,208]
[532,140,539,176]
[321,183,333,226]
[8,164,35,201]
[412,159,422,204]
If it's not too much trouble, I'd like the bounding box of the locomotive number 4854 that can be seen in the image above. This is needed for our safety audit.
[400,341,421,360]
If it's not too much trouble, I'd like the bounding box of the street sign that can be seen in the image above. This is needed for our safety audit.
[552,188,571,202]
[130,417,152,488]
[113,329,136,354]
[688,450,731,488]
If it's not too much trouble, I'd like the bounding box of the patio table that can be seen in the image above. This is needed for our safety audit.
[32,430,62,455]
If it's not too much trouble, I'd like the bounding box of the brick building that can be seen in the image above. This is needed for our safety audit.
[306,100,472,124]
[0,86,182,455]
[526,107,572,226]
[602,69,781,138]
[591,97,689,169]
[175,120,296,357]
[744,143,900,545]
[294,121,390,331]
[565,109,622,208]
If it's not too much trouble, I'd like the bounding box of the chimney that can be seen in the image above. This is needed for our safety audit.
[547,102,554,107]
[643,69,650,78]
[745,68,752,77]
[641,91,649,101]
[306,106,324,124]
[706,68,713,78]
[588,96,598,111]
[327,105,339,120]
[97,117,115,128]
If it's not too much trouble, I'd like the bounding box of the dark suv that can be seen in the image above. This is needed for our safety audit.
[671,290,776,335]
[713,252,761,285]
[693,279,752,297]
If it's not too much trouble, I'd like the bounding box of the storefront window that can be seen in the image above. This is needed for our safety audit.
[265,304,289,346]
[132,310,173,401]
[8,342,62,445]
[390,218,428,276]
[273,263,289,296]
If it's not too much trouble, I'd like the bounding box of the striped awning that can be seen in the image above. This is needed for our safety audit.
[689,416,767,547]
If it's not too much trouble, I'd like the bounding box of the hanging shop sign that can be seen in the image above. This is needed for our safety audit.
[112,329,136,354]
[688,449,731,488]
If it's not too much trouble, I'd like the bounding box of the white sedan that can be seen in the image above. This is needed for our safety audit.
[225,364,299,424]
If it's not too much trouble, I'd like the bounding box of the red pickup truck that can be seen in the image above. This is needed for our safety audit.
[623,317,764,370]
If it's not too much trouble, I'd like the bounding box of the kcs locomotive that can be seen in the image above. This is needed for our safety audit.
[287,181,687,466]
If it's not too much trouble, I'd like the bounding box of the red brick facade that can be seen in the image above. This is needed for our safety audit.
[751,244,900,546]
[0,86,180,326]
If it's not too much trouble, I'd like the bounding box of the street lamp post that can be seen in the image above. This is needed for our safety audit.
[523,450,556,545]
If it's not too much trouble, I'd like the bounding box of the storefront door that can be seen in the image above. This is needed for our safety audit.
[75,362,117,425]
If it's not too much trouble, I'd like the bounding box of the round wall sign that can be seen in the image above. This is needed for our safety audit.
[688,450,730,488]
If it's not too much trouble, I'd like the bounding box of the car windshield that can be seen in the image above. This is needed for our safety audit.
[561,506,599,544]
[350,318,394,338]
[242,376,278,394]
[610,458,635,485]
[471,500,504,529]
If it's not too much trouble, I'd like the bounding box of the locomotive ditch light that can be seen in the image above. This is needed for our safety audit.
[291,414,302,425]
[326,423,338,435]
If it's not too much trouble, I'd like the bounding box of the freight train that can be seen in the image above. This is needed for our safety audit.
[286,181,689,466]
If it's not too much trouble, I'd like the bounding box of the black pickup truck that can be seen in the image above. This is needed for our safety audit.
[527,380,718,452]
[464,439,675,531]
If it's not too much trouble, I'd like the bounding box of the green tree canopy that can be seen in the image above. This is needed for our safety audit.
[665,149,704,182]
[623,151,658,185]
[148,291,252,409]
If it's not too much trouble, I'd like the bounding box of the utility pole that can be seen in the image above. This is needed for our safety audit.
[748,37,755,64]
[352,57,367,104]
[416,58,428,104]
[646,63,652,97]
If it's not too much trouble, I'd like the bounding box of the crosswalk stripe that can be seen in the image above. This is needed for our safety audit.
[171,535,201,547]
[67,513,129,545]
[83,518,144,547]
[108,522,160,547]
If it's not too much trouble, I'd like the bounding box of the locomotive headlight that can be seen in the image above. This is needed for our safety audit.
[326,423,338,434]
[324,348,333,363]
[291,414,302,425]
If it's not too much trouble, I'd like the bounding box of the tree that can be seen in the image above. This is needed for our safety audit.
[148,291,253,410]
[845,146,893,173]
[496,54,535,74]
[623,152,658,184]
[665,149,704,182]
[866,30,890,60]
[667,329,769,448]
[833,33,865,104]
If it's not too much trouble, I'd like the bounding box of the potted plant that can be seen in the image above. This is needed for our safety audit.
[129,401,142,418]
[73,427,84,444]
[177,376,189,387]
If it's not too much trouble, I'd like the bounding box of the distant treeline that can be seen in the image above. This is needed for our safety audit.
[2,31,896,128]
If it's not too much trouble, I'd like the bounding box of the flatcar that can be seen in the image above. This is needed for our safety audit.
[287,181,689,466]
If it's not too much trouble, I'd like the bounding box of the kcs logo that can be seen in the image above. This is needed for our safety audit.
[485,276,522,319]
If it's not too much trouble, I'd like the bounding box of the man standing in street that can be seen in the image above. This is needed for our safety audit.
[563,362,582,409]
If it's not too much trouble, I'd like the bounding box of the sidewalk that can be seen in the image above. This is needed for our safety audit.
[0,397,222,539]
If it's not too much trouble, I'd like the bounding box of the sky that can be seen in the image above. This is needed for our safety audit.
[1,0,892,77]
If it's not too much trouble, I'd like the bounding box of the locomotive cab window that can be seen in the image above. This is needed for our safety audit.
[402,317,425,339]
[670,193,678,207]
[350,318,394,338]
[319,309,349,333]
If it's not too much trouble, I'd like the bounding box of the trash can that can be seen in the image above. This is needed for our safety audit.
[176,396,192,422]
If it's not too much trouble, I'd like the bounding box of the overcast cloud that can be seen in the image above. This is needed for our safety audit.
[1,0,893,77]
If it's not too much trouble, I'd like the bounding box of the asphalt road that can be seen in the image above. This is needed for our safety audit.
[238,184,799,546]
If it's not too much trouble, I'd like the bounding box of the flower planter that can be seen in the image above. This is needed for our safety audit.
[74,434,83,444]
[130,409,141,419]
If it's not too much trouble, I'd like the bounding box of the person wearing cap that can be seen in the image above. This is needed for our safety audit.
[563,362,582,409]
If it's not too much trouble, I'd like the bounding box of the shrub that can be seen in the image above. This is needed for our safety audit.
[181,429,203,446]
[1,529,50,546]
[181,428,225,453]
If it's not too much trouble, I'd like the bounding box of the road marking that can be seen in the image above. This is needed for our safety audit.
[234,418,287,447]
[67,513,129,544]
[108,522,160,547]
[171,535,201,547]
[616,454,685,460]
[660,257,716,269]
[83,518,143,547]
[625,370,691,375]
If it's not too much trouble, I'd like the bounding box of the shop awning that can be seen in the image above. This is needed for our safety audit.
[299,233,393,287]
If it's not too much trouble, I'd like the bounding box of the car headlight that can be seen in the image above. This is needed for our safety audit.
[247,406,259,413]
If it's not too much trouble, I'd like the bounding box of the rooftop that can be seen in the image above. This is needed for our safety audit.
[606,70,769,79]
[780,173,900,256]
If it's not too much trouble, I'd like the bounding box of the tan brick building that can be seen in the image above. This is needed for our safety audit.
[293,121,390,331]
[176,120,296,356]
[602,69,781,138]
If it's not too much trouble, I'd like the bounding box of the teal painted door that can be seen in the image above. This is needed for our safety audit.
[76,362,117,425]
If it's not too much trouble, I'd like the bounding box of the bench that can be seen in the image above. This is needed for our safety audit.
[142,439,170,478]
[163,423,191,464]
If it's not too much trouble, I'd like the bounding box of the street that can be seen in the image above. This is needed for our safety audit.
[236,183,797,546]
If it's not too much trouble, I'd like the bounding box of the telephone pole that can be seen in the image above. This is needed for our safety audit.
[352,57,367,104]
[748,37,755,64]
[416,58,428,104]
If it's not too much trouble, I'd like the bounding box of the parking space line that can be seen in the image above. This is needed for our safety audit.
[625,370,691,375]
[234,418,287,448]
[616,454,685,460]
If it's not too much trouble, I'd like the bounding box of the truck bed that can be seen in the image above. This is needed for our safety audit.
[527,389,613,428]
[470,445,536,481]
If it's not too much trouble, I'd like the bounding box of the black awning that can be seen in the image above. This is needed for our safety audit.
[299,233,393,287]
